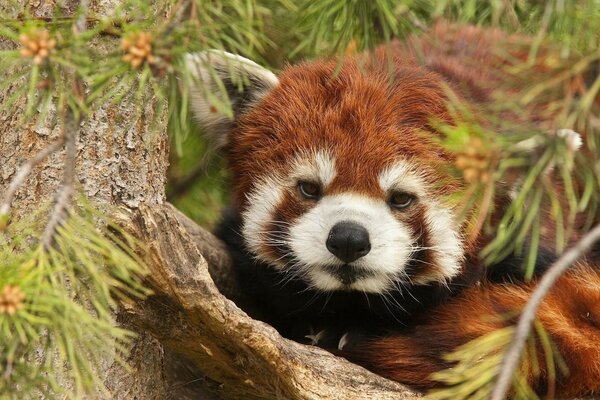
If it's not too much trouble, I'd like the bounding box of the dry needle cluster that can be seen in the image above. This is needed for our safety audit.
[121,31,157,69]
[0,284,25,315]
[455,137,494,184]
[19,29,56,64]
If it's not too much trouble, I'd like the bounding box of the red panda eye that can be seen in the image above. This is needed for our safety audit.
[298,181,321,200]
[389,192,415,210]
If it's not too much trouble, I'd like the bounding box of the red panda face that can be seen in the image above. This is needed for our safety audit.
[188,52,466,293]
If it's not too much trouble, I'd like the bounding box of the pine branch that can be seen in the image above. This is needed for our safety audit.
[491,222,600,400]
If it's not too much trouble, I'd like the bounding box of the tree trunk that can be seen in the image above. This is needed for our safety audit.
[1,2,171,398]
[0,2,419,399]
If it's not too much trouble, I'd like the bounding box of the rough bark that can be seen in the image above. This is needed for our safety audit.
[1,104,171,398]
[120,203,419,399]
[1,97,172,397]
[1,2,170,397]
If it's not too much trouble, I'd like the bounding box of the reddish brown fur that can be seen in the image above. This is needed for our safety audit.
[343,264,600,397]
[229,51,469,269]
[224,23,600,396]
[226,23,569,258]
[229,56,457,206]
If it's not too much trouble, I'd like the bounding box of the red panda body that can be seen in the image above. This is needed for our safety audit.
[188,24,600,397]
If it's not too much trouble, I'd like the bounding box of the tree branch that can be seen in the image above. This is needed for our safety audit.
[491,222,600,400]
[121,203,420,400]
[41,115,77,249]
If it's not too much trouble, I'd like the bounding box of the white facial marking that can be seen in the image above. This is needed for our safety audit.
[292,150,336,186]
[415,201,464,284]
[378,160,428,197]
[288,193,413,292]
[349,276,390,293]
[242,153,464,293]
[241,150,336,264]
[378,159,463,285]
[242,174,286,259]
[305,268,346,291]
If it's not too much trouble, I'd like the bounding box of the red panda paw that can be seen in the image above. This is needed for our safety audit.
[304,325,369,351]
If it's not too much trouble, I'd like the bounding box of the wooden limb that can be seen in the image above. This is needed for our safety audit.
[120,203,419,400]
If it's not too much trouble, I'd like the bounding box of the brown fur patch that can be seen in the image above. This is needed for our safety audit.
[343,264,600,397]
[227,57,457,207]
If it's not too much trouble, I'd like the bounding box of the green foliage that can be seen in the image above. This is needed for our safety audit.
[429,322,568,399]
[438,114,599,279]
[0,201,148,399]
[291,0,420,56]
[481,129,598,278]
[435,0,600,51]
[1,0,599,398]
[429,327,517,400]
[167,129,230,226]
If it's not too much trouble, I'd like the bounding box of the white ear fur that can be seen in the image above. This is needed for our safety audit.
[185,50,279,149]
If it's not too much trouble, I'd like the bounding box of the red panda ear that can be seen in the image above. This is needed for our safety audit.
[185,51,279,149]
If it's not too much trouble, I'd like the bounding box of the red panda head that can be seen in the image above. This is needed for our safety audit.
[187,51,465,293]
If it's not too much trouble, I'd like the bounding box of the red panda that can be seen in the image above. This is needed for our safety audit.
[186,24,600,397]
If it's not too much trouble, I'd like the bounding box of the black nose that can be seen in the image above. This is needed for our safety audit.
[326,221,371,263]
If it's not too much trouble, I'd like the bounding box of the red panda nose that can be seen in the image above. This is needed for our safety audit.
[326,221,371,263]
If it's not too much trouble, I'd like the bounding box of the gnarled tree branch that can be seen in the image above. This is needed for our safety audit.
[120,203,420,400]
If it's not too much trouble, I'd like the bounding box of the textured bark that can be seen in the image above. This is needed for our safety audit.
[120,203,419,400]
[1,2,170,398]
[0,89,171,397]
[1,107,171,398]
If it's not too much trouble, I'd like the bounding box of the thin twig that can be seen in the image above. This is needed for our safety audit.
[74,0,91,34]
[40,1,90,250]
[490,222,600,400]
[0,137,65,218]
[41,116,77,250]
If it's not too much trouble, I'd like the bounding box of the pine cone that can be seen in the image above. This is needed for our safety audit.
[121,31,157,69]
[19,29,56,64]
[0,284,25,315]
